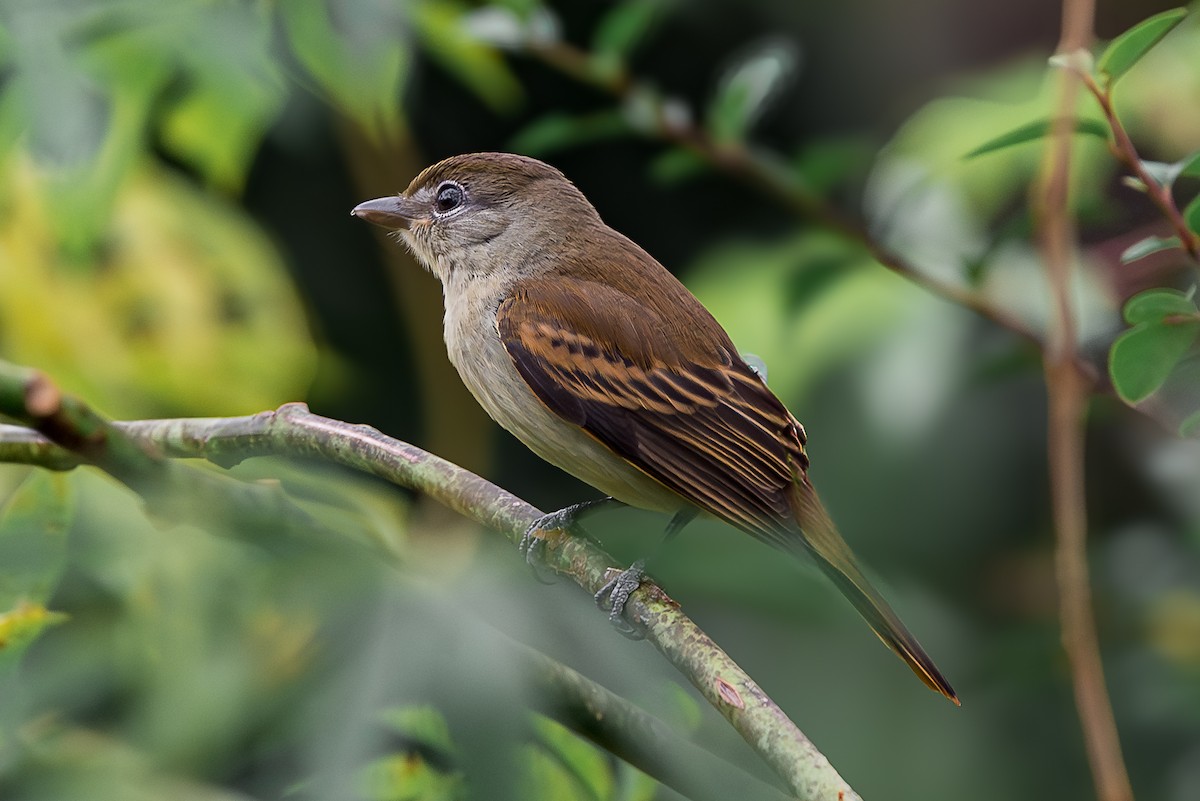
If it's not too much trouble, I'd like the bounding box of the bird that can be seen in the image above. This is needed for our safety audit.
[352,152,958,705]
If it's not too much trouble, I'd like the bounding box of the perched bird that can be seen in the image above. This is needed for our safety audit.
[352,152,958,704]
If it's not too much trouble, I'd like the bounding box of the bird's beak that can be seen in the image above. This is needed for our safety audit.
[351,196,420,230]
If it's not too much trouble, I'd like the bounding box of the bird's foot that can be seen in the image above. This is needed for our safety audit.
[594,559,647,640]
[519,498,616,584]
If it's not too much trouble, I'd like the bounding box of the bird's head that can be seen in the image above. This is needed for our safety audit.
[352,152,597,284]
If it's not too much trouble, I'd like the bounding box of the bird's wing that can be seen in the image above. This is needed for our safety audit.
[496,275,806,549]
[498,275,960,704]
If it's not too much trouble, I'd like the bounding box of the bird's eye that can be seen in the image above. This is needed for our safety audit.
[434,182,464,213]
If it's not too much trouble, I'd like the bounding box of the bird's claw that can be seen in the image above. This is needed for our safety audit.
[594,559,647,640]
[519,519,559,585]
[519,498,615,585]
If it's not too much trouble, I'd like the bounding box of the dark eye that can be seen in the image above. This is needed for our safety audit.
[434,182,464,213]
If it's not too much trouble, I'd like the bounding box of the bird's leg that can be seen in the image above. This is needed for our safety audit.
[520,497,622,583]
[595,507,699,638]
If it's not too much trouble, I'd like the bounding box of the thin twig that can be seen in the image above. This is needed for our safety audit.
[1077,71,1200,263]
[0,362,859,801]
[1039,2,1134,800]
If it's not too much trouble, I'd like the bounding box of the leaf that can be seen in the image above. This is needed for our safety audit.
[1122,288,1198,324]
[1185,193,1200,236]
[1109,320,1200,403]
[592,0,671,62]
[1180,150,1200,179]
[1141,151,1200,189]
[0,473,73,610]
[278,0,409,142]
[1180,407,1200,437]
[648,147,708,185]
[1097,7,1189,85]
[1141,160,1180,188]
[706,38,798,143]
[412,0,523,113]
[0,602,69,660]
[532,717,613,801]
[380,705,456,755]
[360,752,461,801]
[154,3,284,191]
[1121,235,1182,264]
[792,137,873,195]
[161,75,283,192]
[963,117,1109,159]
[508,110,628,156]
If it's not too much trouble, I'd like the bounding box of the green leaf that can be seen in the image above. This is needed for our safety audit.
[152,3,284,191]
[1185,193,1200,236]
[1180,407,1200,437]
[1123,288,1198,324]
[508,110,628,156]
[279,0,409,142]
[963,117,1109,159]
[1110,320,1200,403]
[0,473,73,610]
[1121,235,1182,264]
[413,0,523,113]
[1097,7,1189,85]
[648,147,708,185]
[1180,150,1200,179]
[792,137,873,195]
[706,39,798,143]
[380,705,456,755]
[592,0,671,61]
[532,717,612,801]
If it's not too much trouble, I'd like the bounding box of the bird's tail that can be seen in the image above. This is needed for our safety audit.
[787,479,959,705]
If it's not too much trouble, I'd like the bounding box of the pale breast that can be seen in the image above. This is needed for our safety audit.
[440,279,686,514]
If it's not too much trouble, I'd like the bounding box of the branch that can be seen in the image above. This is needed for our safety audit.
[1038,2,1134,800]
[1077,71,1200,263]
[523,40,1047,348]
[0,363,860,801]
[0,362,326,542]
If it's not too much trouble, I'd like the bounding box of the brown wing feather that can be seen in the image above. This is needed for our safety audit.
[497,275,806,548]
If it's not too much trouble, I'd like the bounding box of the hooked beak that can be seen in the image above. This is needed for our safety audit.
[351,196,419,230]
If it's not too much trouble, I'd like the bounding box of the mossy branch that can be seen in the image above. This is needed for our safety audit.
[0,360,858,801]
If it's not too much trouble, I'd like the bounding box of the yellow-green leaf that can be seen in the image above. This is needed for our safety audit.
[964,117,1109,159]
[0,601,68,656]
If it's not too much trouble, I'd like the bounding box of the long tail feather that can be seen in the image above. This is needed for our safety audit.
[787,480,959,705]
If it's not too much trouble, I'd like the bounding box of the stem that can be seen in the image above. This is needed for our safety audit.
[1039,1,1134,799]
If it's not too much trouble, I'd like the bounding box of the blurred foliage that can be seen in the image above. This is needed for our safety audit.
[0,1,1199,801]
